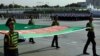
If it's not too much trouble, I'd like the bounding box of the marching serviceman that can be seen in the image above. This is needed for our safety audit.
[83,16,99,56]
[28,16,35,43]
[4,17,25,56]
[51,16,60,49]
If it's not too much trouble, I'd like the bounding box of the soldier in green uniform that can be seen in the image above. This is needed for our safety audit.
[28,16,35,43]
[83,17,99,56]
[4,17,25,56]
[51,16,60,48]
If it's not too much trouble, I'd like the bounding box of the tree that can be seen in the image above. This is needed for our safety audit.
[4,5,9,8]
[14,4,20,8]
[65,3,81,7]
[36,4,50,8]
[53,5,60,8]
[42,4,49,7]
[0,4,4,9]
[9,4,13,8]
[14,4,24,8]
[25,6,30,8]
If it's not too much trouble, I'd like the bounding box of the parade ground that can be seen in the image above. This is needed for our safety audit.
[0,18,100,56]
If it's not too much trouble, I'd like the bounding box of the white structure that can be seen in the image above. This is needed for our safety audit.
[87,4,94,10]
[86,0,100,7]
[87,4,100,16]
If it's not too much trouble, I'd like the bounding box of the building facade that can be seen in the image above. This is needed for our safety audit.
[86,0,100,7]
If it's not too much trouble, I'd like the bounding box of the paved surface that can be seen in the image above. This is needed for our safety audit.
[0,18,100,56]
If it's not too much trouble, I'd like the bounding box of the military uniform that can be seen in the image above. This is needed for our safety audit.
[28,19,34,25]
[4,32,19,56]
[51,20,60,48]
[4,17,25,56]
[28,19,35,43]
[83,22,98,56]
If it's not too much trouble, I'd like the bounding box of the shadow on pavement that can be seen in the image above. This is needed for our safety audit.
[19,46,57,55]
[76,53,84,56]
